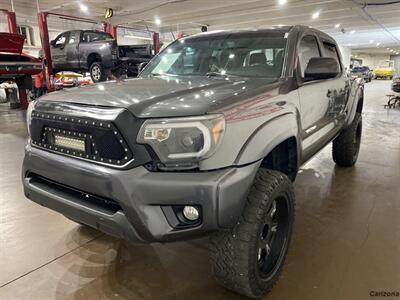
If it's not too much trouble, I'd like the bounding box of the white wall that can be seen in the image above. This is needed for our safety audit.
[354,53,391,69]
[338,45,351,70]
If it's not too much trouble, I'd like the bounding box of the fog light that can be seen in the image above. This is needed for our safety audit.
[183,206,199,221]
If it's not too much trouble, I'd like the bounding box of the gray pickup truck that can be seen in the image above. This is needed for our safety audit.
[51,30,153,82]
[23,25,363,299]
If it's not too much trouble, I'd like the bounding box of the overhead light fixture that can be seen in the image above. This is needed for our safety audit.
[387,48,390,50]
[79,3,88,12]
[376,42,381,46]
[154,16,161,25]
[396,52,399,55]
[350,30,355,34]
[369,40,374,43]
[278,0,287,5]
[312,11,320,19]
[335,23,340,28]
[390,49,394,52]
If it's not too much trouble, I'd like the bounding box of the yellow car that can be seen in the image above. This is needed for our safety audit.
[374,61,395,79]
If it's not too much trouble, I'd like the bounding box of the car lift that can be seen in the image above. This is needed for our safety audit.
[37,12,161,94]
[1,8,29,109]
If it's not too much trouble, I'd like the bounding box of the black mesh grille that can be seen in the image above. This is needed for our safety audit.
[30,111,133,166]
[96,130,125,159]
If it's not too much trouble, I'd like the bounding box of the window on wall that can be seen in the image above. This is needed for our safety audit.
[17,26,35,46]
[298,35,321,77]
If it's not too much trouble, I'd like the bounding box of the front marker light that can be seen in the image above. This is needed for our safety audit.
[137,114,225,164]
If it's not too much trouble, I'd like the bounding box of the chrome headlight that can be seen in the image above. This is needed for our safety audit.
[26,100,37,136]
[137,114,225,164]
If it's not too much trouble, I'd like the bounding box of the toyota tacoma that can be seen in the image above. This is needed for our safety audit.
[23,25,364,299]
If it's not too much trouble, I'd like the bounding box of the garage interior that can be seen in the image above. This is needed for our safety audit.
[0,0,400,299]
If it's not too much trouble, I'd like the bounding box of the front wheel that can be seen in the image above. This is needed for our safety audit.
[209,169,295,299]
[90,62,108,82]
[332,112,362,167]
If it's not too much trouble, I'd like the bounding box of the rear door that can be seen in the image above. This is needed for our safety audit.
[320,41,349,119]
[297,34,347,155]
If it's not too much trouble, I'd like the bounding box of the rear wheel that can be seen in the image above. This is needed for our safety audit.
[209,169,295,299]
[90,61,108,82]
[332,112,362,167]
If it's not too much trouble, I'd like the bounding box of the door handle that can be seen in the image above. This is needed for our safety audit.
[327,90,332,97]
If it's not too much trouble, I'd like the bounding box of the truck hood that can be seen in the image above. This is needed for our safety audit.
[0,33,24,54]
[39,76,280,118]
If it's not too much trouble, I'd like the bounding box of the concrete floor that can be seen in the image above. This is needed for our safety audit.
[0,80,399,300]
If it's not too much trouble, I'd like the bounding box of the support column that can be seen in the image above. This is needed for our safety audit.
[152,32,160,54]
[6,11,17,34]
[37,12,54,92]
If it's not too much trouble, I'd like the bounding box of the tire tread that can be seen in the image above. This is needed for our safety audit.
[209,169,295,299]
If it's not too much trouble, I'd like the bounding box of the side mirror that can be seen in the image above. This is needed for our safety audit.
[50,40,56,47]
[138,62,148,73]
[304,57,340,81]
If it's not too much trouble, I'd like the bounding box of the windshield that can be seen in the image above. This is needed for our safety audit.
[142,31,287,78]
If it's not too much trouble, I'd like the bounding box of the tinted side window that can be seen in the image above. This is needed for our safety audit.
[68,31,78,44]
[323,42,341,70]
[82,31,113,43]
[54,32,69,48]
[298,35,321,77]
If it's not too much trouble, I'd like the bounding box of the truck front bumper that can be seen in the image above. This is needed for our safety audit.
[22,145,260,243]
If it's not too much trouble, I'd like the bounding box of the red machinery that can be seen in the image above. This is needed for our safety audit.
[0,8,39,109]
[37,12,161,93]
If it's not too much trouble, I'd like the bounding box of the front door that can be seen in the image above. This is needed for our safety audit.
[297,35,347,153]
[51,32,70,71]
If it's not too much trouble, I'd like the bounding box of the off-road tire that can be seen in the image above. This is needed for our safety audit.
[332,112,362,167]
[90,61,108,82]
[209,169,295,299]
